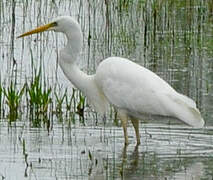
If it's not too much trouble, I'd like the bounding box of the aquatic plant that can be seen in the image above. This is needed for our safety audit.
[3,82,25,122]
[76,91,86,118]
[27,73,51,112]
[26,70,52,127]
[54,88,67,114]
[64,88,81,124]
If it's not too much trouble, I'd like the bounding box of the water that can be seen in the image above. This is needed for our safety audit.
[0,122,213,179]
[0,0,213,179]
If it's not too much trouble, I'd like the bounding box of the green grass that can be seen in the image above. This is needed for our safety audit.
[0,68,87,128]
[26,71,52,127]
[54,88,67,114]
[76,91,86,117]
[3,81,25,122]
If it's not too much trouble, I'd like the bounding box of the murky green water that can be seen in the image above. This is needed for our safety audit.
[0,0,213,179]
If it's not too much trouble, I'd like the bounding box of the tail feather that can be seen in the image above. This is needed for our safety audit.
[168,93,205,128]
[186,106,205,128]
[178,94,196,108]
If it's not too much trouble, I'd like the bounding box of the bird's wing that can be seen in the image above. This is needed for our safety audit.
[95,57,204,127]
[165,93,204,127]
[95,57,175,116]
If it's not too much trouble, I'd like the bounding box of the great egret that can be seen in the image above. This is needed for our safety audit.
[18,16,204,145]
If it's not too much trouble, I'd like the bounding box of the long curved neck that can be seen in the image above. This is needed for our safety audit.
[58,25,108,114]
[59,31,91,93]
[63,27,83,63]
[60,61,91,94]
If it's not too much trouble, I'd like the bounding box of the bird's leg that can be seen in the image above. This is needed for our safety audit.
[130,117,140,145]
[118,110,129,146]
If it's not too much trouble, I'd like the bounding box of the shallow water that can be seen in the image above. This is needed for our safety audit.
[0,0,213,179]
[0,121,213,179]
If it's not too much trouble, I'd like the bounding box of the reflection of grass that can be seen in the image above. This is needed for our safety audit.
[203,157,213,178]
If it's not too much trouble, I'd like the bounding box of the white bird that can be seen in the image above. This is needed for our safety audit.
[18,16,205,145]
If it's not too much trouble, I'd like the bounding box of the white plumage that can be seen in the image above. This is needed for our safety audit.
[18,16,205,145]
[96,57,204,127]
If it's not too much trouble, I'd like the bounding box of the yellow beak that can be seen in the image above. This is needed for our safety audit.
[17,22,56,38]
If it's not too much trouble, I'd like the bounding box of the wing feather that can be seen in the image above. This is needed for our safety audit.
[95,57,204,127]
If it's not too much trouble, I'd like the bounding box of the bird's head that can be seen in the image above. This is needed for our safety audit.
[17,16,81,38]
[18,16,83,62]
